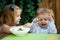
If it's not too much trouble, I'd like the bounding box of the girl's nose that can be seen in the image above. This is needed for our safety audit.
[20,17,21,20]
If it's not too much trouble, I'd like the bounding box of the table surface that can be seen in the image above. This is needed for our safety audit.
[0,33,60,40]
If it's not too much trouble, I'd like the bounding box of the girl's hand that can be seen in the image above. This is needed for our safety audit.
[24,23,32,28]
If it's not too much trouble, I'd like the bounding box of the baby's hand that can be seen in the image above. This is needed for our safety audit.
[47,15,53,21]
[33,18,39,22]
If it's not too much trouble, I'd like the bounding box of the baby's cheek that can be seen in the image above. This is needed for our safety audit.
[47,22,49,25]
[45,21,49,25]
[38,22,41,25]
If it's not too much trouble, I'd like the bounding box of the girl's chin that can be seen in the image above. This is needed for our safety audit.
[17,22,19,24]
[15,22,19,25]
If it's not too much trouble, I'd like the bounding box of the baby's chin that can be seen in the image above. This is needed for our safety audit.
[40,25,47,28]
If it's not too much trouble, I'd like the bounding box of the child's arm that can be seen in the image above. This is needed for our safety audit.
[23,23,32,28]
[47,15,57,34]
[48,20,57,34]
[1,23,32,34]
[1,24,11,33]
[29,20,39,33]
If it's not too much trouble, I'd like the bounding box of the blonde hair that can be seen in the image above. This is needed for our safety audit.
[0,4,22,26]
[36,8,55,19]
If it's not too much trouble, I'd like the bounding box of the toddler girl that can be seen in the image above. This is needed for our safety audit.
[30,8,57,34]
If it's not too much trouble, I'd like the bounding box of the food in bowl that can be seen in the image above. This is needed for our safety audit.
[17,28,23,31]
[10,27,30,36]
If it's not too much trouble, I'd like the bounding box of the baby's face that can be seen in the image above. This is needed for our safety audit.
[37,14,49,28]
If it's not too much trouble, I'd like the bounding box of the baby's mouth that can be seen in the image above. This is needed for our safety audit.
[41,24,47,26]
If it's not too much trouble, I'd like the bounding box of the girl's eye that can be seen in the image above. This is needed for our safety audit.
[16,15,19,17]
[17,15,20,17]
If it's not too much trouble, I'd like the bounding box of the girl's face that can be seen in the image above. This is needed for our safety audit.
[37,14,49,28]
[14,9,21,25]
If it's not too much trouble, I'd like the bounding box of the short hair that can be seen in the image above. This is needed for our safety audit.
[0,4,22,26]
[36,8,55,19]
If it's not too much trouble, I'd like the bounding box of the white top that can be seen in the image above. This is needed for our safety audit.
[29,20,57,34]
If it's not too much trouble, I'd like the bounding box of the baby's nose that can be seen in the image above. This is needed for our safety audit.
[41,20,46,23]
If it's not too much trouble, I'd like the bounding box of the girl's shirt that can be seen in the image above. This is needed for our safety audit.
[29,20,57,34]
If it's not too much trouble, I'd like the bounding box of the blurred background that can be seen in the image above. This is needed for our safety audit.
[0,0,60,34]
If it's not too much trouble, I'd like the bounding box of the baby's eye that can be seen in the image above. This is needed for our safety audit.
[44,19,48,21]
[39,19,43,21]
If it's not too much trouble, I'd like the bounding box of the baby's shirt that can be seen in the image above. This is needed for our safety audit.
[29,20,57,34]
[48,20,57,34]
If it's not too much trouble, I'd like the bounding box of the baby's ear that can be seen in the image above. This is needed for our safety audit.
[24,23,32,28]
